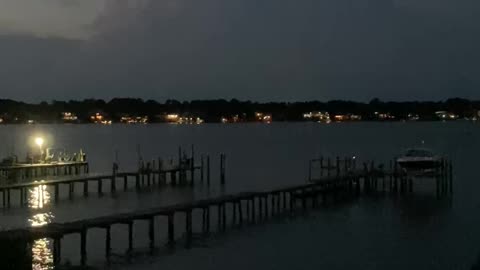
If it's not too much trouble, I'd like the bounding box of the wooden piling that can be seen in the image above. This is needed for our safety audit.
[80,229,87,266]
[185,210,192,247]
[190,145,195,186]
[207,155,211,186]
[148,218,155,251]
[220,154,226,185]
[53,237,62,266]
[168,214,175,246]
[98,179,103,196]
[336,156,340,176]
[111,163,118,193]
[128,221,134,252]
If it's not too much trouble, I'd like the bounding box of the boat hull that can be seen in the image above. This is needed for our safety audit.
[397,159,440,170]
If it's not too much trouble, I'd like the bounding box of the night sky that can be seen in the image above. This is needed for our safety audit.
[0,0,479,102]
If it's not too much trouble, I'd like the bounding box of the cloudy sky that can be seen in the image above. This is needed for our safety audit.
[0,0,479,102]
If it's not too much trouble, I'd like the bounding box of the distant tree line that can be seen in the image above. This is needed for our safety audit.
[0,97,478,123]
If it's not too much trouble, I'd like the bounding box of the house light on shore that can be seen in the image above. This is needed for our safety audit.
[332,114,361,122]
[435,111,458,120]
[255,112,272,123]
[166,114,179,122]
[303,111,331,122]
[120,116,148,124]
[221,115,242,123]
[90,113,112,124]
[62,112,78,121]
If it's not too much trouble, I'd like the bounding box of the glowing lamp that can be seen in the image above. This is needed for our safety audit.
[35,137,44,148]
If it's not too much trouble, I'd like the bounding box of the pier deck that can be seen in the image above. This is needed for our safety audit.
[0,164,205,208]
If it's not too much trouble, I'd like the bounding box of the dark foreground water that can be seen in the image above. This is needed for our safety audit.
[0,122,479,269]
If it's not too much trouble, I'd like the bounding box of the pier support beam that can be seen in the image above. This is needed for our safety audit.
[168,214,175,247]
[185,211,192,247]
[80,229,87,266]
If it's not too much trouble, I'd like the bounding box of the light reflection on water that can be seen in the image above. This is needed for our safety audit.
[28,183,55,270]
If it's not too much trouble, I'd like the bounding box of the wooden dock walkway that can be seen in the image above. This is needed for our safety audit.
[0,171,366,268]
[0,154,454,269]
[0,162,208,209]
[0,146,226,209]
[0,161,89,180]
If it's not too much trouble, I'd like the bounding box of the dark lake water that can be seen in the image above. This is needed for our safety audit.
[0,122,479,269]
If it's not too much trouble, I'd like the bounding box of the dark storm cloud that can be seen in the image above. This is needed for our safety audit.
[0,0,479,102]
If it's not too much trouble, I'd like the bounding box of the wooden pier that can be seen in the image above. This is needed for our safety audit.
[309,156,454,198]
[0,153,226,209]
[0,161,89,180]
[0,155,453,269]
[0,171,367,269]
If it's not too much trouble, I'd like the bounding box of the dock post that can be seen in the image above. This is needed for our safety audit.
[264,195,269,218]
[259,196,263,219]
[68,183,74,200]
[190,145,195,186]
[206,207,211,233]
[320,156,324,177]
[7,189,11,208]
[232,202,237,225]
[217,204,222,231]
[251,197,256,223]
[178,146,182,169]
[238,200,244,226]
[207,155,211,186]
[168,213,175,246]
[344,157,349,173]
[202,207,209,234]
[111,163,118,193]
[54,184,59,203]
[135,173,140,190]
[336,156,340,176]
[393,161,398,193]
[80,229,87,266]
[327,158,331,177]
[53,237,62,266]
[246,200,250,223]
[98,179,103,196]
[105,226,112,259]
[147,162,152,186]
[158,158,165,185]
[186,210,192,247]
[20,188,24,206]
[449,161,453,195]
[123,175,128,190]
[128,221,134,252]
[200,155,204,183]
[83,181,89,197]
[148,217,155,251]
[222,203,227,231]
[308,160,312,182]
[220,154,226,185]
[271,194,275,215]
[276,193,281,212]
[152,159,157,184]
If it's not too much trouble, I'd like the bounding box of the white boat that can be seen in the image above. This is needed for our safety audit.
[396,148,441,171]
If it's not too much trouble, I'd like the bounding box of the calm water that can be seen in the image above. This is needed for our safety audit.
[0,122,479,269]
